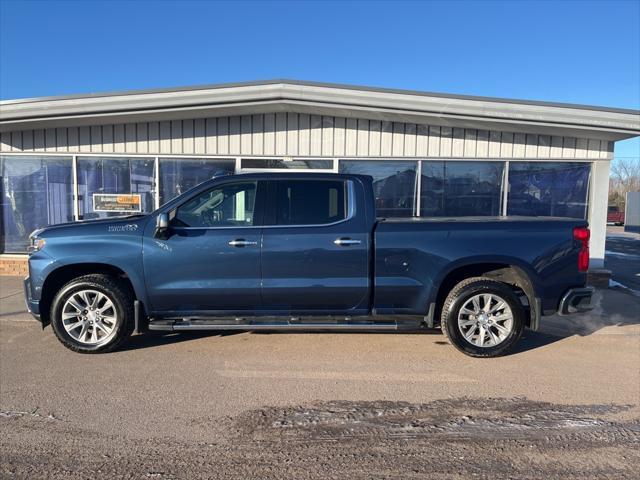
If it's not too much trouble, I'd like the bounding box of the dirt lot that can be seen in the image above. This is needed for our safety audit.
[1,229,639,479]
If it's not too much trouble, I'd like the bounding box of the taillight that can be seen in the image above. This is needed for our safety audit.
[573,227,590,272]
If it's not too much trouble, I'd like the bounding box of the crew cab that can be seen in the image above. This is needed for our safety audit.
[24,173,594,357]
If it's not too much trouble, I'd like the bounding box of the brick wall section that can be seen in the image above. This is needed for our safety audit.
[0,257,29,277]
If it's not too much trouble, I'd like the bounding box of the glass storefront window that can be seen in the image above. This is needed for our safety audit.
[420,161,505,217]
[159,158,235,205]
[339,160,418,217]
[77,157,156,220]
[0,154,593,255]
[419,161,446,217]
[1,155,74,253]
[241,158,333,170]
[507,162,590,219]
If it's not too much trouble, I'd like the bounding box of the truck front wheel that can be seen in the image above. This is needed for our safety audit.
[440,277,525,358]
[50,274,135,353]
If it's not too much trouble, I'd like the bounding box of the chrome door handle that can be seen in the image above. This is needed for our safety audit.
[228,239,258,247]
[334,238,362,246]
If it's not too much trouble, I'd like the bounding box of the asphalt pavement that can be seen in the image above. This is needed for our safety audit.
[605,226,640,293]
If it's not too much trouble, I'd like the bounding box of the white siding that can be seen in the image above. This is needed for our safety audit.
[286,113,298,156]
[416,124,428,156]
[0,113,610,159]
[299,114,311,156]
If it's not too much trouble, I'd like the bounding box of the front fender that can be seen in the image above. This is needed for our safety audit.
[29,232,148,308]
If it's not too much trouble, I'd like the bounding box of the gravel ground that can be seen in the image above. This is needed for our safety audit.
[2,397,639,479]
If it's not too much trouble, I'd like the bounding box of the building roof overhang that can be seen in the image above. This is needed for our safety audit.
[1,79,639,141]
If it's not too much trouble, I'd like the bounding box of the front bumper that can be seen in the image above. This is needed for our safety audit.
[558,287,594,315]
[23,277,41,321]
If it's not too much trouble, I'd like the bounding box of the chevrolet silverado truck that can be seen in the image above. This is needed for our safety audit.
[24,172,594,357]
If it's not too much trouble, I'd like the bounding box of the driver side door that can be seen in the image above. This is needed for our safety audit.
[143,179,265,316]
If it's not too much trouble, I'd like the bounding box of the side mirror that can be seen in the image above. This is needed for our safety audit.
[154,213,170,239]
[157,213,169,230]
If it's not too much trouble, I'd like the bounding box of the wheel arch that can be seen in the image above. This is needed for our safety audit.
[431,258,540,328]
[39,263,139,327]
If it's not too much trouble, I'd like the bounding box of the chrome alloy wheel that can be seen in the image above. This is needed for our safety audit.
[61,290,118,346]
[457,293,514,348]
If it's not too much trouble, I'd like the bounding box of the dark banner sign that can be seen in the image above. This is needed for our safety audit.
[93,194,142,213]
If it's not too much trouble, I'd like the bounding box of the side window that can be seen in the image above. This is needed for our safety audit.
[173,182,257,227]
[275,180,347,225]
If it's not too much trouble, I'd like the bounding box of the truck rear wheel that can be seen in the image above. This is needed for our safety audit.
[50,274,134,353]
[440,277,525,358]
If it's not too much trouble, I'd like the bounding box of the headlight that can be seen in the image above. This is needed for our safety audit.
[28,232,46,253]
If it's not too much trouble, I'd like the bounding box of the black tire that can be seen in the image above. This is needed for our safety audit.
[50,274,135,354]
[440,277,525,358]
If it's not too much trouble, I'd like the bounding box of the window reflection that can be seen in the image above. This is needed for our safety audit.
[0,154,593,253]
[424,161,505,217]
[159,158,235,205]
[1,155,74,253]
[419,162,445,216]
[339,161,417,217]
[508,162,590,219]
[77,157,156,220]
[241,158,333,170]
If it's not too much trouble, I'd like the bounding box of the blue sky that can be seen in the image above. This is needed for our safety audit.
[1,0,638,158]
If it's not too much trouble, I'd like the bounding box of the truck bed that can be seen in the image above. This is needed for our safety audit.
[373,215,588,316]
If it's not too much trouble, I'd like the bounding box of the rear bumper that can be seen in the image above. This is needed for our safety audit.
[558,287,594,315]
[23,277,41,321]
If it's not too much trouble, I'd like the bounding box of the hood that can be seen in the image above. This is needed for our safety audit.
[31,214,152,239]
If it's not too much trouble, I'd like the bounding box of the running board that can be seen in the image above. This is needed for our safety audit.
[149,319,399,332]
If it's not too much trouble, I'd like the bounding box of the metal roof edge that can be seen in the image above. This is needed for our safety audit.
[1,80,638,141]
[1,78,638,116]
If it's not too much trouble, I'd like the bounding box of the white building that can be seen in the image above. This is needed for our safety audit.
[1,80,639,274]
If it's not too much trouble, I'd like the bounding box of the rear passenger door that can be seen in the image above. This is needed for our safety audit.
[260,178,370,315]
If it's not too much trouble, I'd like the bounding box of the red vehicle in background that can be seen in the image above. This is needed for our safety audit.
[607,205,625,225]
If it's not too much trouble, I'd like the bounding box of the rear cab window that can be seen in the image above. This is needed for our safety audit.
[271,179,348,226]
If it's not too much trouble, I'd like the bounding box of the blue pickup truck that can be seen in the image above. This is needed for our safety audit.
[24,172,594,357]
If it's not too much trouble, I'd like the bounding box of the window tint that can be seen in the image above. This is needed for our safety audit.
[173,182,257,228]
[274,180,346,225]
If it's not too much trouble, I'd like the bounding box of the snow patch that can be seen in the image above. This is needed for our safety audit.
[605,250,640,259]
[609,279,640,297]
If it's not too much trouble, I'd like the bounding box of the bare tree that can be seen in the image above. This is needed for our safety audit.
[609,157,640,209]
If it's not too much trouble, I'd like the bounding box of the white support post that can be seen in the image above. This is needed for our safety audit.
[72,155,80,221]
[154,157,160,209]
[502,161,509,216]
[587,160,610,269]
[415,161,422,216]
